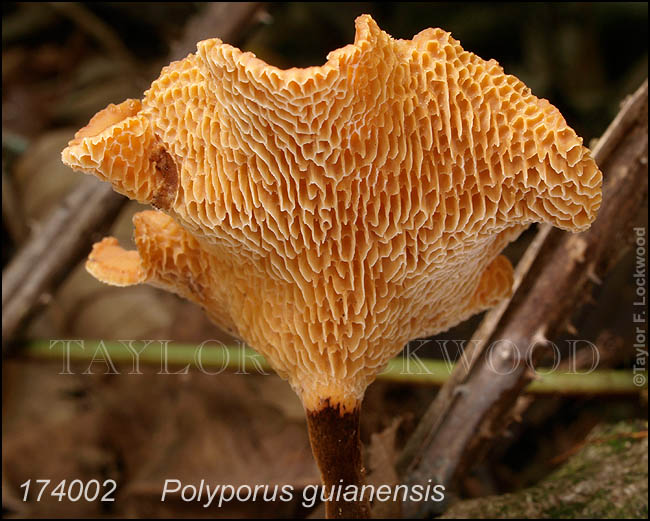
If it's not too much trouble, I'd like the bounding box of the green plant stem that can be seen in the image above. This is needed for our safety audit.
[21,340,647,396]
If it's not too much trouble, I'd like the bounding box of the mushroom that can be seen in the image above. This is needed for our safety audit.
[61,15,602,518]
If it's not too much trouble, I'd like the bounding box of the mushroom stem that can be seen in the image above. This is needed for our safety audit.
[306,403,371,518]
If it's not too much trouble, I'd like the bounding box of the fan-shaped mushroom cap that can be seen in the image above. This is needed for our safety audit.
[62,15,601,412]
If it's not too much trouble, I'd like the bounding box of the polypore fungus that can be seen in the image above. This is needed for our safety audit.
[62,15,602,518]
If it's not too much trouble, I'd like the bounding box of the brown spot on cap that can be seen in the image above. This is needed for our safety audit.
[150,145,179,210]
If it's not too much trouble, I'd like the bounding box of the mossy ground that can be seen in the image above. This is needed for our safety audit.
[442,420,648,519]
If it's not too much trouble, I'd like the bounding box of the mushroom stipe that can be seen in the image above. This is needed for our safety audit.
[306,403,370,518]
[61,15,602,518]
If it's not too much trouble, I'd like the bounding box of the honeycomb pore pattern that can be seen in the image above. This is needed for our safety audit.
[62,15,602,412]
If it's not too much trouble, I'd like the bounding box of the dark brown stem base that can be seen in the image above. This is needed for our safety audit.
[306,403,371,518]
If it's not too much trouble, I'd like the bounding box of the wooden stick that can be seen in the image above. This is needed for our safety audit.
[398,79,648,518]
[2,162,29,245]
[1,179,125,349]
[169,2,263,61]
[21,340,647,396]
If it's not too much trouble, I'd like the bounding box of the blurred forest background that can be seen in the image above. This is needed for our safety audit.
[2,2,648,518]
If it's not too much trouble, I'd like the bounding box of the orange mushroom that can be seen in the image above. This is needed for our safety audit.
[62,15,602,518]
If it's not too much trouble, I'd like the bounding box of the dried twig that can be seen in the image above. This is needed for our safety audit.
[169,2,264,61]
[20,340,647,396]
[1,179,125,349]
[398,79,648,518]
[1,163,29,245]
